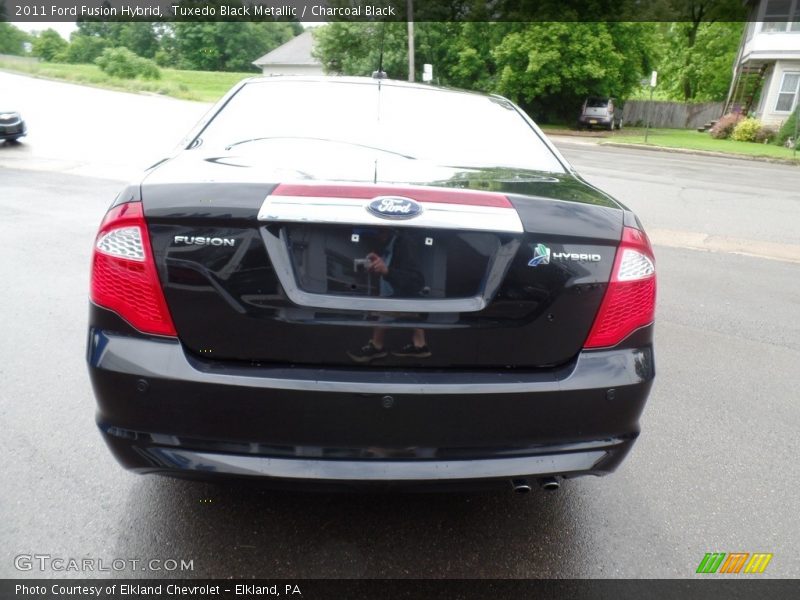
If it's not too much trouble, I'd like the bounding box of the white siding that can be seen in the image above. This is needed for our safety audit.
[742,28,800,61]
[741,0,800,62]
[756,63,775,115]
[757,59,800,126]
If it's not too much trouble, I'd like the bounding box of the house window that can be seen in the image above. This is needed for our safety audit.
[775,72,800,111]
[761,0,800,32]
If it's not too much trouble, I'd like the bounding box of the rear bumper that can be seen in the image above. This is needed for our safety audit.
[578,115,612,125]
[88,327,654,487]
[0,121,26,139]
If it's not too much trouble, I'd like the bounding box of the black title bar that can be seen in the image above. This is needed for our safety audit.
[3,0,761,23]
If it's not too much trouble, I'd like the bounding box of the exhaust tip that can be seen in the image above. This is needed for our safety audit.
[511,479,532,494]
[538,476,560,491]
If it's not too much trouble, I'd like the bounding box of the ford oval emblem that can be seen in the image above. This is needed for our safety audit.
[367,196,422,220]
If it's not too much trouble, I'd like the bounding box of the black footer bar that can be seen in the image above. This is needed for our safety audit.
[2,579,799,600]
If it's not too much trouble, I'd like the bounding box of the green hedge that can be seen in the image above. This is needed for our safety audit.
[95,47,160,80]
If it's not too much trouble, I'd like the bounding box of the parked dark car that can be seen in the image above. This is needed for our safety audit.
[578,97,623,130]
[0,110,27,142]
[87,77,655,492]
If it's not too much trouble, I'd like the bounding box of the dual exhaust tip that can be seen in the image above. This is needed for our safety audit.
[511,477,560,494]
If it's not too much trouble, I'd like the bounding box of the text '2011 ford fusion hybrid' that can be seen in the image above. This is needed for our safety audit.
[87,77,655,492]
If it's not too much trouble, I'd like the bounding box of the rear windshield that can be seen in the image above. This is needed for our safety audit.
[586,97,609,107]
[196,80,565,173]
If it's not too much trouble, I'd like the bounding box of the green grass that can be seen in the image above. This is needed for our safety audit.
[609,128,799,163]
[538,124,573,132]
[0,58,255,102]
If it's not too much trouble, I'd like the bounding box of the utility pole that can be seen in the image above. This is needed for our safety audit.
[407,0,415,82]
[644,70,657,144]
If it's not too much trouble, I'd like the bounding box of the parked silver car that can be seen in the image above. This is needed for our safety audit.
[577,97,622,130]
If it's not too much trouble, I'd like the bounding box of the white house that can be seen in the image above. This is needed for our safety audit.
[726,0,800,126]
[252,30,324,76]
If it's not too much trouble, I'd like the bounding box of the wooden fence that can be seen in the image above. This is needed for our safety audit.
[623,100,725,129]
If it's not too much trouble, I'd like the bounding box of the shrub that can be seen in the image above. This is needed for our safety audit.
[709,112,743,139]
[63,35,109,64]
[95,47,161,80]
[154,49,172,68]
[753,124,777,144]
[774,109,798,147]
[731,117,762,142]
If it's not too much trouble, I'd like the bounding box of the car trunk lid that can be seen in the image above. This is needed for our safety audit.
[142,157,623,369]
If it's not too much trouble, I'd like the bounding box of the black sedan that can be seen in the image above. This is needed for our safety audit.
[0,110,26,142]
[87,77,656,492]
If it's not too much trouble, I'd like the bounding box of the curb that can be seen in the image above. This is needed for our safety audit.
[648,228,800,265]
[540,130,609,139]
[599,141,799,166]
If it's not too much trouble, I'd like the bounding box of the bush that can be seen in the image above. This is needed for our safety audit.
[709,112,743,139]
[754,124,777,144]
[774,109,798,147]
[95,47,160,80]
[730,117,762,142]
[153,49,173,68]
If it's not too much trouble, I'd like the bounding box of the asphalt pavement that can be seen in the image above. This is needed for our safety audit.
[1,72,799,579]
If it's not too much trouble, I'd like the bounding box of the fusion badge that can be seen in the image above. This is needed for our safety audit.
[173,236,236,247]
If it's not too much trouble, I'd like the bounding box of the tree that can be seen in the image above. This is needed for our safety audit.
[167,22,296,71]
[74,21,159,58]
[491,22,657,121]
[62,33,109,64]
[658,21,744,101]
[0,22,30,56]
[442,22,513,91]
[313,22,408,78]
[31,29,68,62]
[314,22,657,122]
[313,22,504,85]
[115,22,160,58]
[654,0,748,100]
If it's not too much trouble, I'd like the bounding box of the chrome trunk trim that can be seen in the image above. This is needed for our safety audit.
[258,193,524,233]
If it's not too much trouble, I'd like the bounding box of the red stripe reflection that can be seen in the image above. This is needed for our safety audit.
[273,183,513,208]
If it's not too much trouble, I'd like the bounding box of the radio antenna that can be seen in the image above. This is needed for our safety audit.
[372,21,387,79]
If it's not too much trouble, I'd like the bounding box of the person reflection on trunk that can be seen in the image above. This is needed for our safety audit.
[347,230,431,364]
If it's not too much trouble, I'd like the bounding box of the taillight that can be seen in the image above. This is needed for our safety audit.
[584,226,656,349]
[90,201,176,336]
